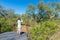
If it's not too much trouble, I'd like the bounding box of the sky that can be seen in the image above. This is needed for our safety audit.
[0,0,60,15]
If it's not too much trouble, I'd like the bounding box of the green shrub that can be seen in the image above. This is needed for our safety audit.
[0,18,16,32]
[1,26,13,32]
[30,21,59,40]
[1,21,13,32]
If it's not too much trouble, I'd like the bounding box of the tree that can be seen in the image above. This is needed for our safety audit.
[26,4,36,20]
[0,5,8,17]
[0,5,19,32]
[26,2,60,22]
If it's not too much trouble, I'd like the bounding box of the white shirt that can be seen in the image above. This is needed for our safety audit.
[17,20,23,28]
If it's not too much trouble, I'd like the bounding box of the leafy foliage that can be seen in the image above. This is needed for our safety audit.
[0,1,60,40]
[0,5,18,32]
[26,2,60,22]
[30,21,59,40]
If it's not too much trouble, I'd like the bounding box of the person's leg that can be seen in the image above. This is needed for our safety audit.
[18,28,21,37]
[17,28,20,37]
[19,29,20,37]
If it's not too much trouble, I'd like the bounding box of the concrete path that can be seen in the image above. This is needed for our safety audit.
[0,32,28,40]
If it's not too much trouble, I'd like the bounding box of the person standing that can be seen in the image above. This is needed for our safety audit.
[17,17,23,37]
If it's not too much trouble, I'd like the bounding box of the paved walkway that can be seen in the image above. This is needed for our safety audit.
[0,32,28,40]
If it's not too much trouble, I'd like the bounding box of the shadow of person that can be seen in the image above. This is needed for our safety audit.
[20,32,25,35]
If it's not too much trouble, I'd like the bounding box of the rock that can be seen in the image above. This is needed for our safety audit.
[0,32,28,40]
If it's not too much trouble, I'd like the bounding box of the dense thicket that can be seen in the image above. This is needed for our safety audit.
[0,5,19,32]
[26,1,60,40]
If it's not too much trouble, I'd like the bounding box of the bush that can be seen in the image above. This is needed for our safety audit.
[30,21,59,40]
[0,18,16,32]
[0,20,13,32]
[1,26,13,32]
